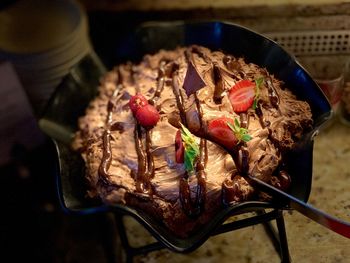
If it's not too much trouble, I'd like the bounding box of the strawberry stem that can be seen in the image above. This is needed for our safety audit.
[227,119,252,144]
[253,77,264,110]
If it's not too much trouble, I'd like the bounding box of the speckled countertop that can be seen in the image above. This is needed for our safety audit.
[121,119,350,263]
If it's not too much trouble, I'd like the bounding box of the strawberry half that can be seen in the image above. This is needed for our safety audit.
[129,93,148,114]
[135,104,160,129]
[207,117,238,149]
[228,80,255,113]
[175,129,184,163]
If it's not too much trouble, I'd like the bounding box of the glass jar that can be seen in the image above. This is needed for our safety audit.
[298,55,347,129]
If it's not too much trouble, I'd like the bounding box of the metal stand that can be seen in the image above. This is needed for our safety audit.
[114,209,291,263]
[115,215,166,263]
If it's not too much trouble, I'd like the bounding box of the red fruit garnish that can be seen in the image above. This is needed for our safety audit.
[228,80,255,113]
[135,104,160,129]
[207,117,238,149]
[175,130,184,163]
[129,93,148,114]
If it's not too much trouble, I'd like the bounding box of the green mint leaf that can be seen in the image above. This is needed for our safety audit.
[253,98,258,110]
[253,77,264,110]
[227,121,236,133]
[255,77,264,88]
[179,123,200,173]
[234,118,240,130]
[227,119,253,145]
[180,123,193,138]
[242,134,253,142]
[180,124,197,148]
[184,147,197,172]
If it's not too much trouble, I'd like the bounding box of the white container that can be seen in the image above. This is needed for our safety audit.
[0,0,92,115]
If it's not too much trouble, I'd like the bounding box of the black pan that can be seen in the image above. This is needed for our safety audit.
[39,21,333,252]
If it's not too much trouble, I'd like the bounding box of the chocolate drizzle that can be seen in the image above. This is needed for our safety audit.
[98,63,159,195]
[110,121,125,132]
[223,55,240,71]
[222,177,244,205]
[213,65,225,104]
[179,156,207,217]
[222,145,251,204]
[172,51,209,217]
[149,61,166,106]
[221,112,251,204]
[239,112,249,129]
[223,55,245,79]
[98,69,123,186]
[191,45,210,62]
[172,71,188,125]
[179,137,207,217]
[265,69,280,109]
[134,123,154,194]
[193,95,208,214]
[98,130,112,183]
[255,101,267,128]
[222,144,250,204]
[132,60,171,195]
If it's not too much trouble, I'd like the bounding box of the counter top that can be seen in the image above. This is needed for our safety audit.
[123,119,350,263]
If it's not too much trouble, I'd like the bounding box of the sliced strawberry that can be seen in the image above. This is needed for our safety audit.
[207,117,238,149]
[228,80,255,113]
[175,129,184,163]
[129,93,148,114]
[135,104,160,129]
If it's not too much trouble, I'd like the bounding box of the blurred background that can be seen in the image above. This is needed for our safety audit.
[1,0,350,262]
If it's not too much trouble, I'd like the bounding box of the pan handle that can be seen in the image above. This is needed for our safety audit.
[248,175,350,239]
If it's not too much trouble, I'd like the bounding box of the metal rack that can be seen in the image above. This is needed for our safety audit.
[114,209,291,263]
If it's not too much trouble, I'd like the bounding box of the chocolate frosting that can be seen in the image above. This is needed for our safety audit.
[72,45,313,237]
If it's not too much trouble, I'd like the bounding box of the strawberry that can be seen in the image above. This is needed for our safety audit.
[208,117,252,149]
[129,93,148,114]
[228,80,255,113]
[175,129,184,163]
[135,104,160,129]
[208,117,238,149]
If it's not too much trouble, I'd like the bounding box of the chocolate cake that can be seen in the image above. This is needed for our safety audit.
[72,45,313,237]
